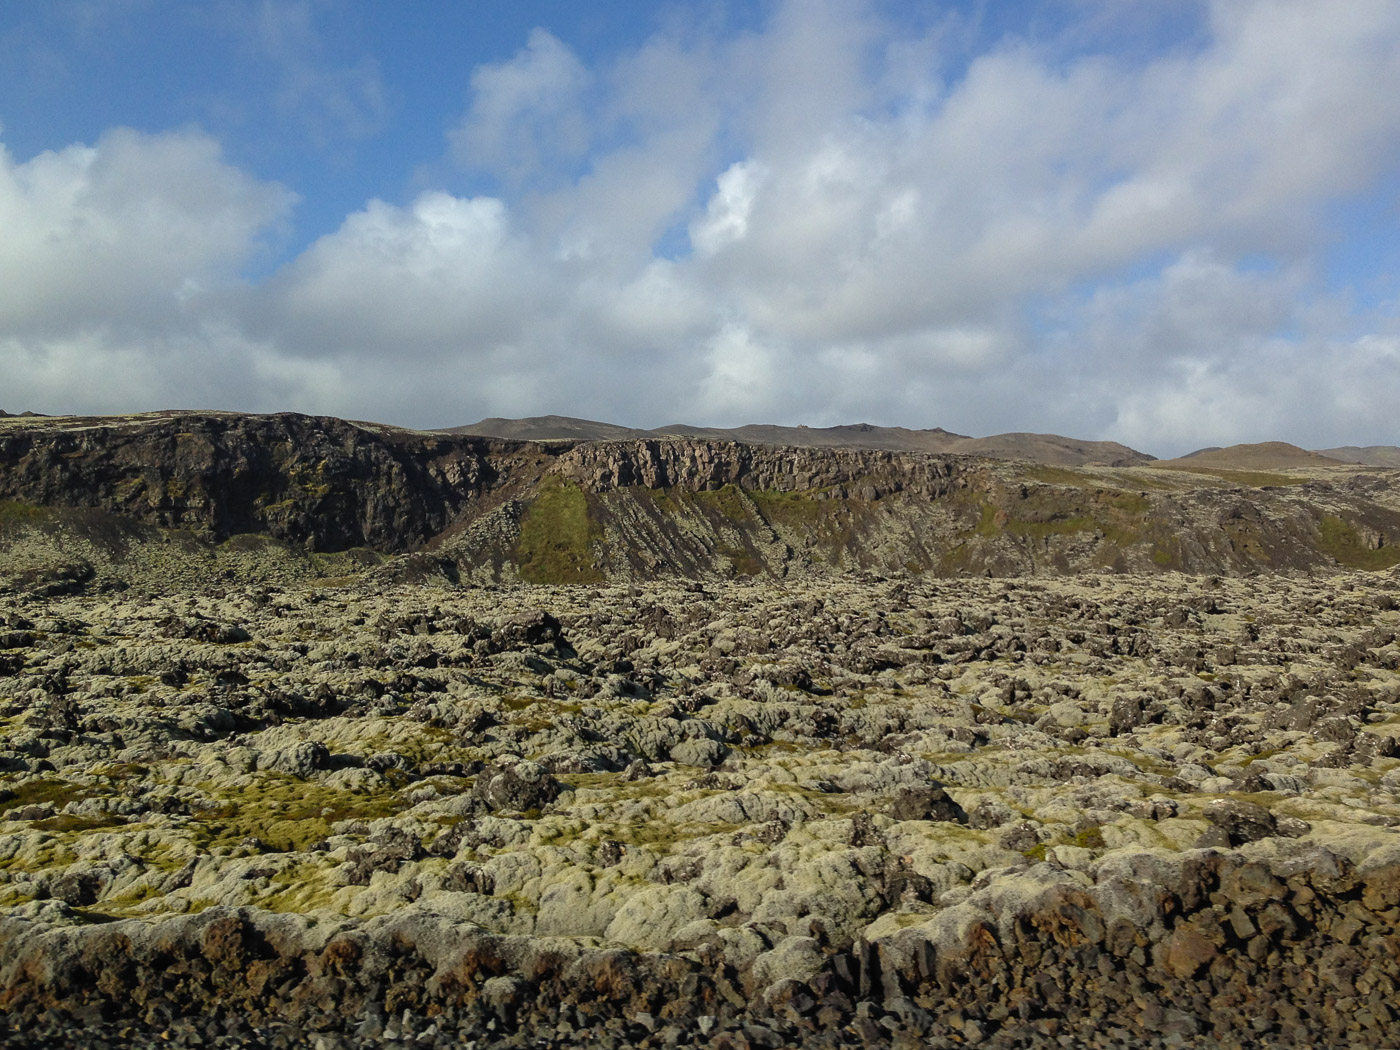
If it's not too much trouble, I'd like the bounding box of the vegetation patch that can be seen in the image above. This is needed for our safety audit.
[718,545,763,577]
[1317,514,1400,570]
[191,774,412,854]
[516,477,604,584]
[693,485,753,524]
[0,501,51,525]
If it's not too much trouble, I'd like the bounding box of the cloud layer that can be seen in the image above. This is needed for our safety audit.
[3,0,1400,455]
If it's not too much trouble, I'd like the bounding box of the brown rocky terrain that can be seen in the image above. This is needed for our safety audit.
[1159,443,1348,470]
[1,410,1400,1047]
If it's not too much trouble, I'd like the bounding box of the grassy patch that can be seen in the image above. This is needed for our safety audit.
[0,777,95,814]
[1317,514,1400,570]
[516,477,604,584]
[0,501,51,524]
[191,773,412,854]
[718,545,763,577]
[693,485,752,524]
[749,488,826,527]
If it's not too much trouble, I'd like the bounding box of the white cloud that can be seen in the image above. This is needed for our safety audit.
[449,28,592,184]
[5,0,1400,452]
[690,161,766,257]
[260,191,543,354]
[0,126,293,336]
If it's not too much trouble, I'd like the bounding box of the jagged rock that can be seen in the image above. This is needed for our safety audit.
[890,784,968,824]
[669,737,731,768]
[0,567,1399,1045]
[472,761,563,813]
[262,740,331,778]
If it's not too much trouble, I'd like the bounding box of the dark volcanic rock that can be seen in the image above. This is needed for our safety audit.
[890,784,968,824]
[472,761,564,813]
[0,412,516,552]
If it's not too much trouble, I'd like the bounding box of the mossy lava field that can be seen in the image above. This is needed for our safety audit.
[1,571,1400,1048]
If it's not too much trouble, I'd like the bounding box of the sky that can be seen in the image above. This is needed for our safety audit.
[1,0,1399,457]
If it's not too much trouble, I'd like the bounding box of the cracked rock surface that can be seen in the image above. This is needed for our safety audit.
[1,571,1400,1046]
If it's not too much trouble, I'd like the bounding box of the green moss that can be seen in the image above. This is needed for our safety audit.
[973,503,999,537]
[516,477,604,584]
[1073,825,1106,849]
[1317,514,1400,570]
[748,488,839,527]
[718,545,763,577]
[0,500,51,524]
[693,485,752,524]
[29,814,127,833]
[190,772,412,854]
[748,488,865,562]
[1008,515,1094,539]
[0,777,95,813]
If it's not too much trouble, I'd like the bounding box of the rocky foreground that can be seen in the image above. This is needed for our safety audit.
[1,570,1399,1047]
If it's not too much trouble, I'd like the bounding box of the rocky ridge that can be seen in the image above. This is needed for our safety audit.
[3,411,1400,594]
[445,417,1155,468]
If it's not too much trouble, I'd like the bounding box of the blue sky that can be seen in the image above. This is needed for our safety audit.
[1,0,1398,455]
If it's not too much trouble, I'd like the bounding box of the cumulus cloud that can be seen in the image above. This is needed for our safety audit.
[5,0,1400,453]
[259,191,545,355]
[0,126,292,336]
[449,28,592,186]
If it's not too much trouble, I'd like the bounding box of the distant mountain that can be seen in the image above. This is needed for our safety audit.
[1315,446,1400,468]
[444,416,1155,467]
[1159,442,1348,470]
[445,415,650,442]
[946,433,1151,468]
[645,421,971,452]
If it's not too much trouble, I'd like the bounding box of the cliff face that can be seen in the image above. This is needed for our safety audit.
[2,410,1399,588]
[0,412,518,552]
[553,438,966,498]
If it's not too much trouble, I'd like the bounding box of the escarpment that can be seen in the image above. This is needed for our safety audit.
[0,412,517,552]
[3,410,1400,591]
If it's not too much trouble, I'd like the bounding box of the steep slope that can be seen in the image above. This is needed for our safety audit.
[0,410,540,552]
